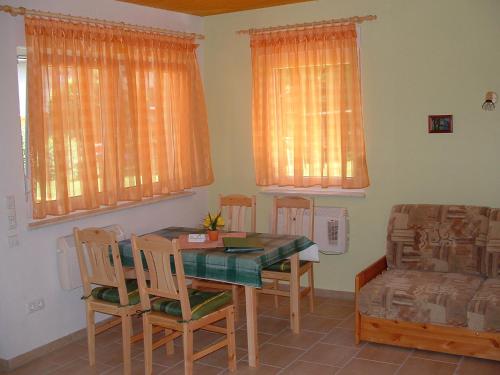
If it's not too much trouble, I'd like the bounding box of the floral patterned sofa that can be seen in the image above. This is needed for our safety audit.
[355,205,500,361]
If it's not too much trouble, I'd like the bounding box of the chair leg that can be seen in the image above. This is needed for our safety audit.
[165,329,175,355]
[227,307,237,371]
[231,285,240,320]
[273,280,279,308]
[183,324,194,375]
[121,315,132,375]
[308,265,315,313]
[86,305,96,367]
[143,316,153,375]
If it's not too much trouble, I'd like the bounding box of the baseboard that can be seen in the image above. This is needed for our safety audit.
[0,318,112,372]
[262,282,355,301]
[0,357,9,372]
[314,288,355,301]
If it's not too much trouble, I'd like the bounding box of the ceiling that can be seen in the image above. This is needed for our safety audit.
[117,0,316,17]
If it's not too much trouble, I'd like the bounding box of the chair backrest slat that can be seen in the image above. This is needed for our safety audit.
[219,194,256,232]
[132,235,192,320]
[272,196,315,240]
[73,227,129,306]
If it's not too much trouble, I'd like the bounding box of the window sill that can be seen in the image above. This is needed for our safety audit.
[28,191,195,230]
[259,185,366,197]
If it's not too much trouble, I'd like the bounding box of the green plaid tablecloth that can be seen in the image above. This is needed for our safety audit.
[118,227,315,288]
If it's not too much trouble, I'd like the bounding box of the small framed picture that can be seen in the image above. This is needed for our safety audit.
[428,115,453,133]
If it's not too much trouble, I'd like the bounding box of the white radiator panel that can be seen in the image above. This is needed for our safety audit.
[56,224,125,290]
[314,206,349,255]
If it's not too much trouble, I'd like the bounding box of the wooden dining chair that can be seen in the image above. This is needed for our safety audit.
[191,194,256,319]
[132,234,237,375]
[73,227,142,375]
[259,196,315,312]
[220,194,256,233]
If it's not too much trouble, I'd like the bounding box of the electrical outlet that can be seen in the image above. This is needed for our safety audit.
[27,298,45,314]
[5,195,15,210]
[8,213,17,230]
[8,234,19,248]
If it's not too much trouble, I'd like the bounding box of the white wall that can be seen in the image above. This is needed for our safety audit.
[0,0,206,360]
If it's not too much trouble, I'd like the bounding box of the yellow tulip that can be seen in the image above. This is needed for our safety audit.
[203,216,211,227]
[202,212,224,230]
[216,216,225,226]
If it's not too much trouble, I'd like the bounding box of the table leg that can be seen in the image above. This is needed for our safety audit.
[245,286,259,367]
[290,253,300,333]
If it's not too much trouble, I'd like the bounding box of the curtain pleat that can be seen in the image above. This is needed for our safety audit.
[25,17,213,219]
[250,24,369,188]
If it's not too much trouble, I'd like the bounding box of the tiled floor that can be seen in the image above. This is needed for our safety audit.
[4,294,500,374]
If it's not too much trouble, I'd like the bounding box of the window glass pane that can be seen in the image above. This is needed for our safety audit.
[17,55,29,192]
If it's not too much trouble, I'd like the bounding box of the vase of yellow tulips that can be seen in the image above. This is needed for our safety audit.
[203,212,225,241]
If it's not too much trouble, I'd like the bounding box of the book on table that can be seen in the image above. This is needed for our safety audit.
[223,237,264,253]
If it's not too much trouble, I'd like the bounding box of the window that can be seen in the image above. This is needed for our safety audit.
[24,17,213,220]
[17,52,29,195]
[250,24,369,190]
[275,64,354,179]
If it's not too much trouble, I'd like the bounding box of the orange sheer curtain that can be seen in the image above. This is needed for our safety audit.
[251,24,369,188]
[25,17,213,219]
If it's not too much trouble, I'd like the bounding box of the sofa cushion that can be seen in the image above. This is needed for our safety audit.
[358,269,483,326]
[486,209,500,278]
[467,278,500,332]
[386,205,490,275]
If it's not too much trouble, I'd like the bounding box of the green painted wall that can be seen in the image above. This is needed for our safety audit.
[203,0,500,292]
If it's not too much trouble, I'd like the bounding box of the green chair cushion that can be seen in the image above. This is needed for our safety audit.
[91,279,140,306]
[151,289,232,320]
[264,260,309,272]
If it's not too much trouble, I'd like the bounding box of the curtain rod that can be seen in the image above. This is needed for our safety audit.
[237,14,377,35]
[0,4,205,40]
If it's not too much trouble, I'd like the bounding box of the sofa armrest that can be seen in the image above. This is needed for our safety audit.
[355,256,387,293]
[355,256,387,344]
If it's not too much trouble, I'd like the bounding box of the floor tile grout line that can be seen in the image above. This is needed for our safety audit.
[275,332,324,374]
[398,354,458,366]
[293,358,342,368]
[410,354,463,366]
[353,355,419,367]
[268,332,327,351]
[393,348,414,375]
[328,339,368,373]
[281,324,362,373]
[318,341,363,350]
[34,361,67,375]
[259,341,309,351]
[452,356,465,375]
[101,363,123,375]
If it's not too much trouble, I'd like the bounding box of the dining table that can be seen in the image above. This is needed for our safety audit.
[118,226,316,368]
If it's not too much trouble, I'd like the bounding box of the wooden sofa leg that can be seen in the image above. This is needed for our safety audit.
[355,310,361,345]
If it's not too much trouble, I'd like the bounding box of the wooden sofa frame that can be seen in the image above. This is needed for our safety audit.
[355,257,500,361]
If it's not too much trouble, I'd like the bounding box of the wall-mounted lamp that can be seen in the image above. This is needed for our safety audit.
[482,91,497,111]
